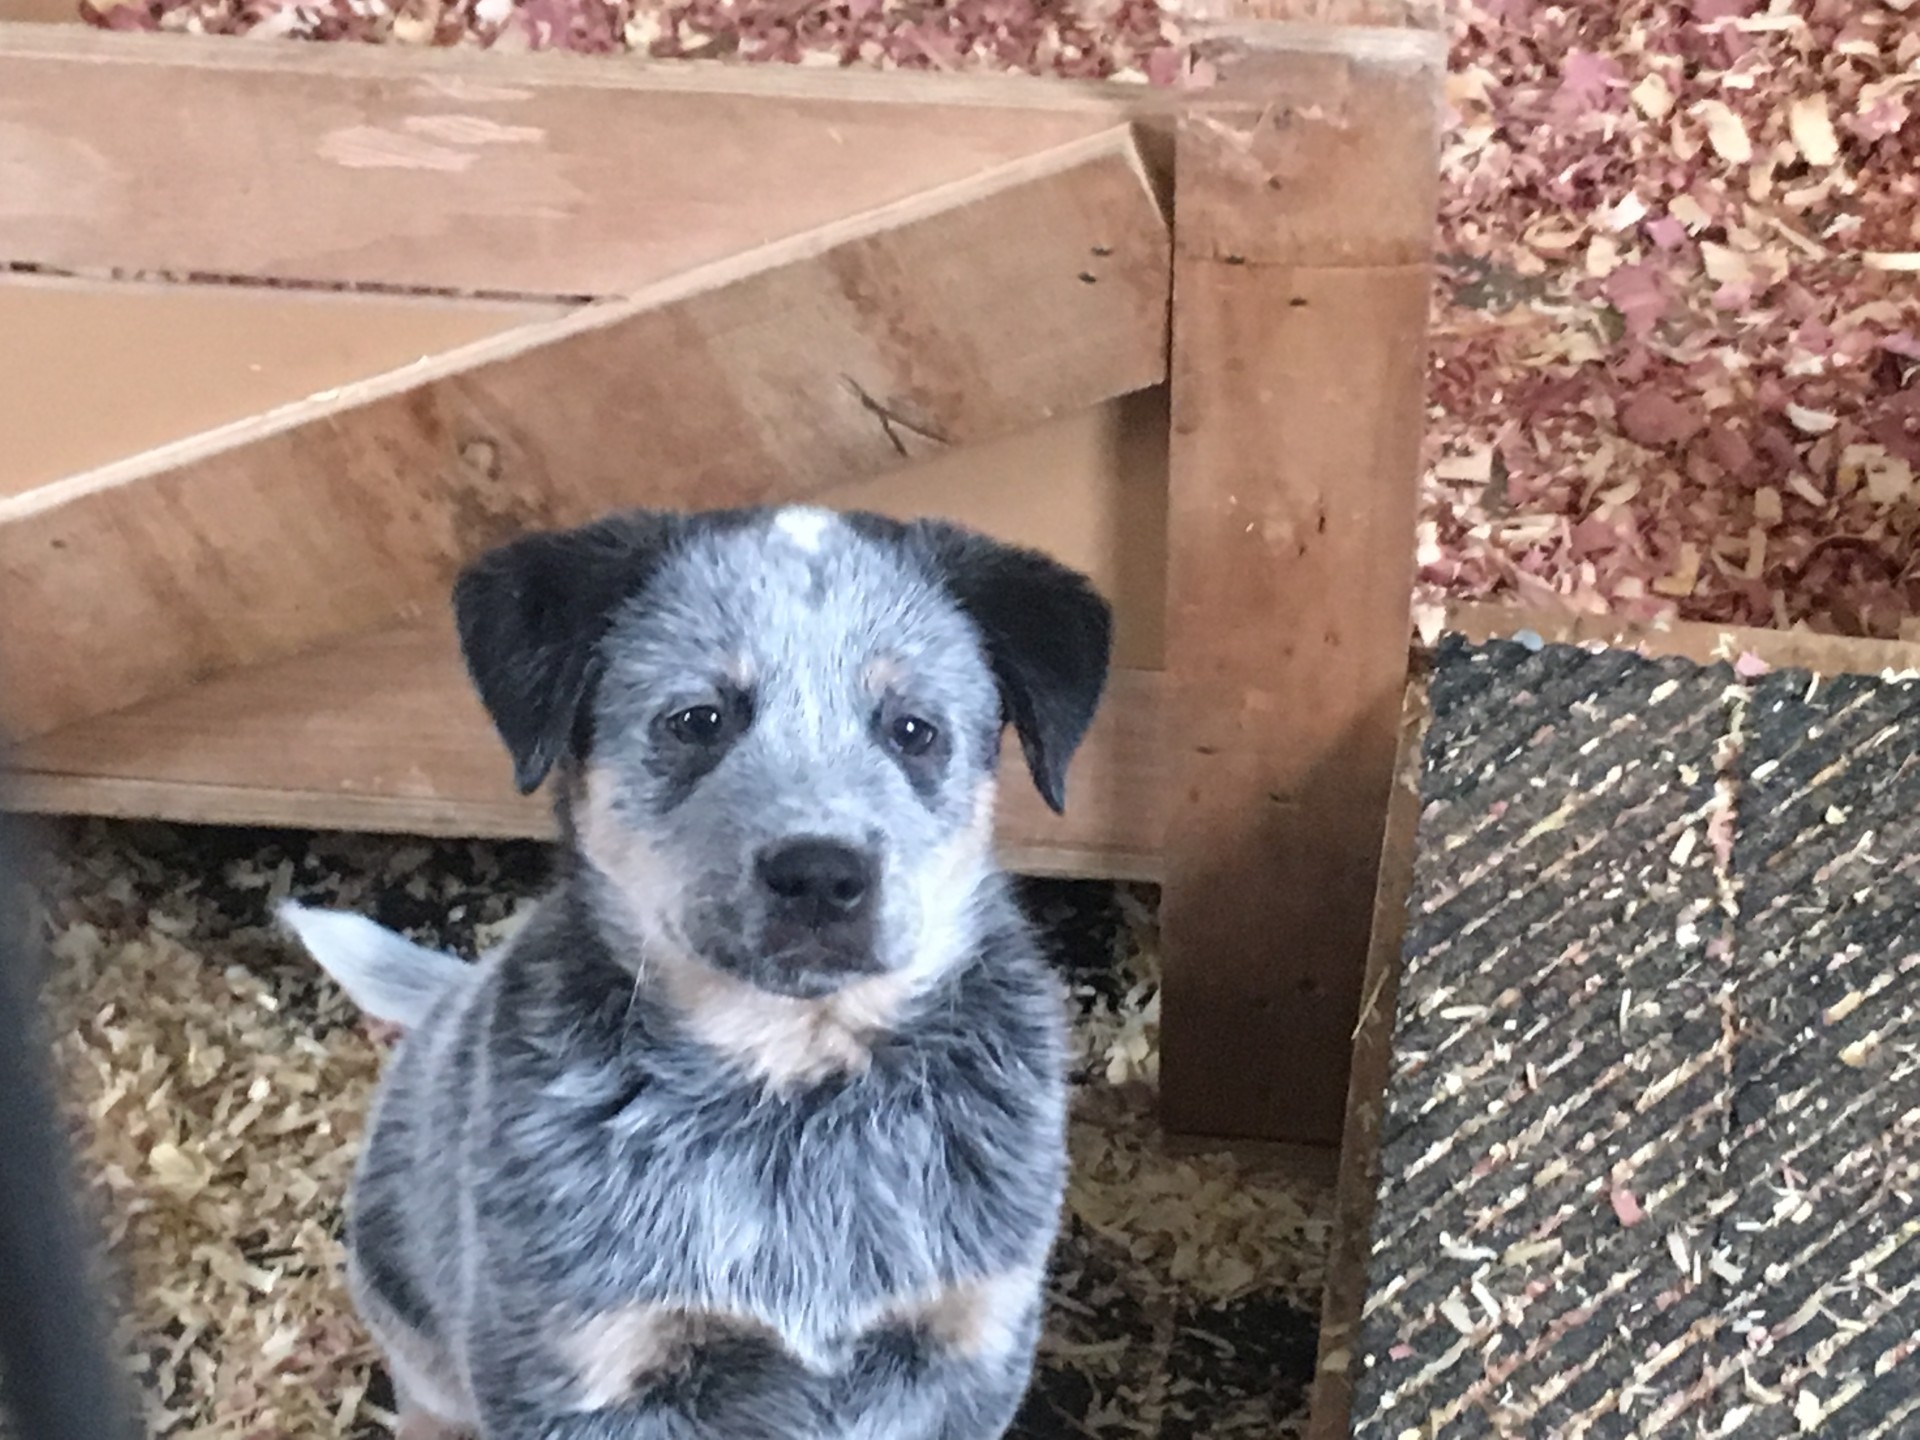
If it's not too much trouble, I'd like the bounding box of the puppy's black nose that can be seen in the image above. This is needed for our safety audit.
[755,839,875,924]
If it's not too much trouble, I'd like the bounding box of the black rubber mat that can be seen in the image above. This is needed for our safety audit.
[1717,670,1920,1439]
[1349,637,1919,1439]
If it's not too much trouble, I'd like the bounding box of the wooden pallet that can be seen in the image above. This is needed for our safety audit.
[0,2,1446,1144]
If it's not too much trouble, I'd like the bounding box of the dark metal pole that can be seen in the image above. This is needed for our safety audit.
[0,805,144,1440]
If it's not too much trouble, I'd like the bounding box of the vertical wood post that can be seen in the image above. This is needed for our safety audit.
[1159,9,1444,1142]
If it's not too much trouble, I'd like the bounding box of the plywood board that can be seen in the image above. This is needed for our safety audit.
[0,26,1146,297]
[0,126,1171,740]
[820,390,1169,669]
[2,625,1167,881]
[0,276,557,496]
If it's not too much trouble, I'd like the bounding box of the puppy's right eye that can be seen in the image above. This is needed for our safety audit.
[888,714,939,757]
[668,705,725,744]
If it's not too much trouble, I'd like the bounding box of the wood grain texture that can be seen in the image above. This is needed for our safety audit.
[0,272,1169,659]
[1156,43,1441,1143]
[1305,682,1425,1440]
[1179,1,1444,30]
[0,27,1153,297]
[1,623,1167,881]
[0,127,1171,740]
[1446,601,1920,677]
[0,0,79,22]
[0,275,556,497]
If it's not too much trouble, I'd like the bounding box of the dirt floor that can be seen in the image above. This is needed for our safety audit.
[20,818,1334,1438]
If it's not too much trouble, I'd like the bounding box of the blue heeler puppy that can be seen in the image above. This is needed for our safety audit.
[280,505,1112,1440]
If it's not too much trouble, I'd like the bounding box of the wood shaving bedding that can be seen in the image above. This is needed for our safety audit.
[1415,0,1919,639]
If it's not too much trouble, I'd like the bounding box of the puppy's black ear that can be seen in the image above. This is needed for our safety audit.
[451,512,681,794]
[913,523,1113,814]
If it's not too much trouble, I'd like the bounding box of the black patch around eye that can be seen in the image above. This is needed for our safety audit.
[645,686,753,812]
[875,698,952,805]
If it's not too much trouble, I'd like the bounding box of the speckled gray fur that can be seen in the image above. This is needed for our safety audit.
[283,506,1113,1440]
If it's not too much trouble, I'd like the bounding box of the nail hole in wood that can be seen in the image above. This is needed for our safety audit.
[459,438,503,481]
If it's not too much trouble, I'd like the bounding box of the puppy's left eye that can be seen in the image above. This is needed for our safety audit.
[669,705,726,745]
[888,714,938,757]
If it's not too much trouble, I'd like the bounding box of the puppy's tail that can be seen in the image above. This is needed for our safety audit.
[276,902,473,1030]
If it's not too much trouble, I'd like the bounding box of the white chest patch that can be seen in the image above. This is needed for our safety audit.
[773,506,836,554]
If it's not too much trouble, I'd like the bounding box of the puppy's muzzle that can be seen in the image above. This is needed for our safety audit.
[754,838,882,974]
[756,838,874,927]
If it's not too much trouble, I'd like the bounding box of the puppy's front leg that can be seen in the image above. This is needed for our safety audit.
[838,1270,1047,1440]
[466,1303,821,1440]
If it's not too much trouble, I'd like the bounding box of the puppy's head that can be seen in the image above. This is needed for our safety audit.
[453,507,1111,999]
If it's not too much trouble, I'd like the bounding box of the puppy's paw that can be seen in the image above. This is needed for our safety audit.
[554,1304,777,1411]
[365,1017,406,1047]
[885,1267,1044,1365]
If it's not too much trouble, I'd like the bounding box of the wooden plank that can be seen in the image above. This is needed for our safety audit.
[0,126,1171,740]
[0,25,1145,297]
[1156,29,1443,1144]
[1,624,1168,881]
[803,396,1170,671]
[1305,678,1426,1440]
[0,275,556,497]
[2,413,1169,873]
[0,273,1168,657]
[0,21,1156,110]
[0,0,79,22]
[1179,0,1443,26]
[1446,600,1920,677]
